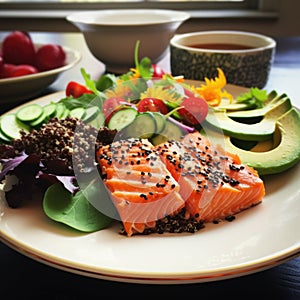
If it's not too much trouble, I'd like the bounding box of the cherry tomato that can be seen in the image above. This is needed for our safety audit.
[2,31,36,65]
[178,96,209,125]
[66,81,93,98]
[137,98,168,114]
[184,87,197,98]
[35,44,66,71]
[102,97,126,118]
[152,64,165,79]
[9,64,38,77]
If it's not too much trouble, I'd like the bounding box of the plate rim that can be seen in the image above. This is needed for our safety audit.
[0,233,299,284]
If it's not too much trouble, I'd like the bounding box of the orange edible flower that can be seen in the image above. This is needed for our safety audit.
[129,67,141,79]
[193,68,233,106]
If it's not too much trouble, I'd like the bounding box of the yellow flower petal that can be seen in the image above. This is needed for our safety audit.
[105,82,132,98]
[140,85,179,103]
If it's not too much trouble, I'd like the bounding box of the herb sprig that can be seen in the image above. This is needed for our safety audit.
[236,87,268,109]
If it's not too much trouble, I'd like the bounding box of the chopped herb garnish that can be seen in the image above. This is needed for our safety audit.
[236,87,268,108]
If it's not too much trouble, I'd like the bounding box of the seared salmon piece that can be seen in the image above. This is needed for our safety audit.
[97,131,265,236]
[97,138,185,236]
[158,131,265,223]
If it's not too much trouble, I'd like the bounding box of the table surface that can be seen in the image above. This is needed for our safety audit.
[0,32,300,299]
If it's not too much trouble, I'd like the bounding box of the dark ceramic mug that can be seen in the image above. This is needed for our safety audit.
[170,30,276,89]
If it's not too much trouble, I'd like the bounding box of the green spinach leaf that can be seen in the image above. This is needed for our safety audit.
[43,182,112,232]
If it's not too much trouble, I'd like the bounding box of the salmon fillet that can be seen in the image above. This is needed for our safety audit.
[158,131,265,223]
[97,132,265,236]
[97,138,185,236]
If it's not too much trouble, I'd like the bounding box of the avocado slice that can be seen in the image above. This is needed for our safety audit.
[204,108,300,175]
[250,139,274,152]
[205,97,292,141]
[219,90,278,112]
[226,92,288,118]
[218,102,255,111]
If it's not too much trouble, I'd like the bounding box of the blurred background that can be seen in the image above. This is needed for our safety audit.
[0,0,299,37]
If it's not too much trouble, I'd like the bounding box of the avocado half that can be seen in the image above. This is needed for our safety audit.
[204,108,300,175]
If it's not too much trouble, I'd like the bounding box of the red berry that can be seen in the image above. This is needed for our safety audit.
[2,31,36,65]
[35,44,66,71]
[0,63,38,79]
[10,64,38,77]
[0,56,3,74]
[0,64,17,78]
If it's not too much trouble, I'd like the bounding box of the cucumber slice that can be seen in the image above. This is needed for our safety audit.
[83,106,100,123]
[125,112,156,139]
[0,125,11,142]
[43,103,57,118]
[54,103,67,118]
[88,111,105,129]
[0,114,30,140]
[16,104,43,122]
[151,112,166,134]
[30,110,48,127]
[151,120,183,145]
[70,107,86,119]
[30,103,58,127]
[61,108,70,119]
[108,108,138,131]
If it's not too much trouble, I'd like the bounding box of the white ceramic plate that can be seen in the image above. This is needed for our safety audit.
[0,88,299,284]
[0,44,81,104]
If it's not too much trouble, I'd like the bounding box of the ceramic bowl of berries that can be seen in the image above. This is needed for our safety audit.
[0,31,81,105]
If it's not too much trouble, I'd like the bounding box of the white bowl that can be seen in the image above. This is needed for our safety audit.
[0,44,81,105]
[170,30,276,88]
[67,9,190,74]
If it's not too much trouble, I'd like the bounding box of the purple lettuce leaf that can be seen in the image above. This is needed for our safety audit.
[1,152,81,208]
[0,152,28,182]
[56,176,78,194]
[3,154,42,208]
